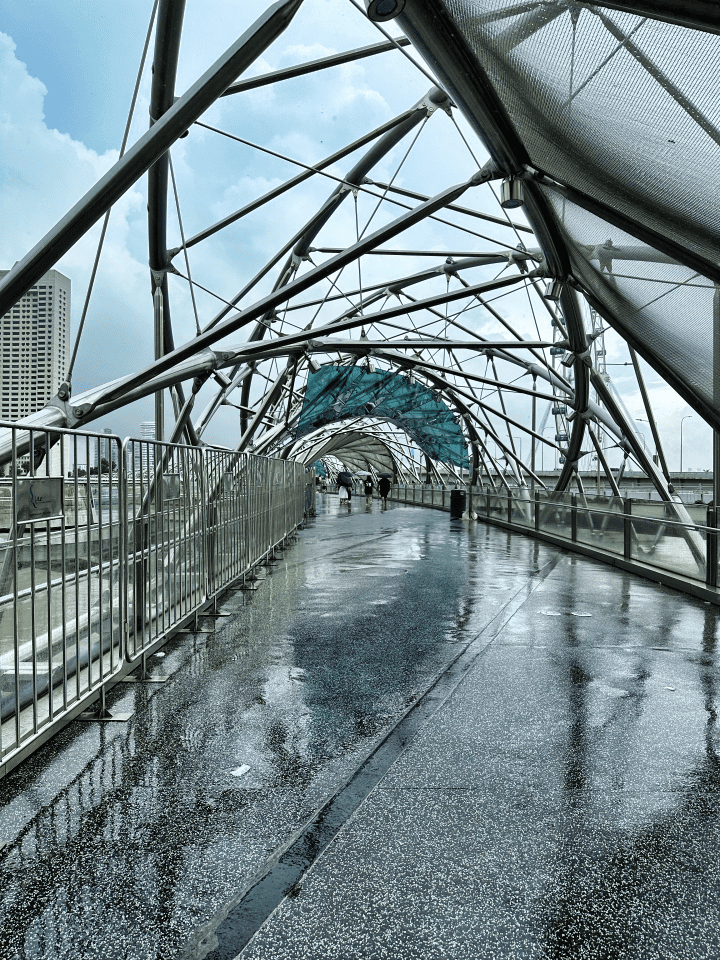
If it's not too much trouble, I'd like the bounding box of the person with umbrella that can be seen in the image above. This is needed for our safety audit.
[337,471,354,506]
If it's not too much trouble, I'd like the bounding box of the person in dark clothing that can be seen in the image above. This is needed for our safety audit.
[364,477,374,503]
[378,475,391,508]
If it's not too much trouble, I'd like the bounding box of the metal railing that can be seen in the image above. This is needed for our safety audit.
[0,422,308,774]
[390,484,720,600]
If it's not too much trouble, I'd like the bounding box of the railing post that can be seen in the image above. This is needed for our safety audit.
[623,499,632,560]
[507,491,512,524]
[707,505,717,588]
[208,503,217,593]
[200,449,208,603]
[571,493,578,542]
[535,490,540,532]
[134,517,149,636]
[120,439,129,661]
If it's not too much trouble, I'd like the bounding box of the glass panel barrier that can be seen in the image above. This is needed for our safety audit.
[632,516,707,582]
[576,497,625,556]
[487,495,508,522]
[538,492,572,540]
[510,492,533,527]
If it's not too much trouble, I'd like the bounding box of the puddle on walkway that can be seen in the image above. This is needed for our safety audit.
[0,500,529,960]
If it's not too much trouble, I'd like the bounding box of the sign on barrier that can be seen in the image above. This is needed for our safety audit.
[16,478,64,523]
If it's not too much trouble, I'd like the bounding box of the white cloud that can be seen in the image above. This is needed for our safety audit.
[0,32,152,436]
[0,33,117,260]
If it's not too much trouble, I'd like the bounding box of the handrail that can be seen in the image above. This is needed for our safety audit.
[390,483,720,598]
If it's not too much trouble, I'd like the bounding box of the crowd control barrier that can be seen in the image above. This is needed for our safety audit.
[0,422,308,776]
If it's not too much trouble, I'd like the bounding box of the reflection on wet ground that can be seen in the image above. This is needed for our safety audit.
[2,494,720,958]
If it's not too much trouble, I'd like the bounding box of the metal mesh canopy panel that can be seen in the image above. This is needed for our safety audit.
[305,432,397,475]
[539,187,719,417]
[442,1,720,264]
[297,366,468,468]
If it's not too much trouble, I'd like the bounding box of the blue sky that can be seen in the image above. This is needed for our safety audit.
[1,0,153,152]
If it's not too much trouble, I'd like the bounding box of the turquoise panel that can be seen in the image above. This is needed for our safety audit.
[297,366,467,468]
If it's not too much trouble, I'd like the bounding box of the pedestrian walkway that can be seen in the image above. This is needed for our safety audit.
[1,495,719,959]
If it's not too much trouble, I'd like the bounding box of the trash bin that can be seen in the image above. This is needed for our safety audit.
[450,489,466,519]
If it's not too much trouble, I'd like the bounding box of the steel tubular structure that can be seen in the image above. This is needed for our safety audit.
[0,1,718,595]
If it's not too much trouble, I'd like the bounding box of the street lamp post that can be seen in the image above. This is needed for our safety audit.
[635,418,650,454]
[680,415,692,474]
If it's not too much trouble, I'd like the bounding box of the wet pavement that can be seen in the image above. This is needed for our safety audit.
[1,494,720,958]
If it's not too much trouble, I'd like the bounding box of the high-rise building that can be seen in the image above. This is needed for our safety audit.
[94,428,115,473]
[140,421,155,476]
[0,268,71,421]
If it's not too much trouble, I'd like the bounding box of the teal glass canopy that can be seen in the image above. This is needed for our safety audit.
[297,366,467,469]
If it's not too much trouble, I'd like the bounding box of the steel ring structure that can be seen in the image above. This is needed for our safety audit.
[0,0,717,549]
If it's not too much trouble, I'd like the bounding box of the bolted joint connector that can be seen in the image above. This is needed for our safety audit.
[470,159,503,186]
[544,278,564,301]
[57,381,71,401]
[567,346,594,368]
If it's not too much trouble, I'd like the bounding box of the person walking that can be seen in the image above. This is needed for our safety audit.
[338,482,348,504]
[378,475,391,509]
[364,476,374,504]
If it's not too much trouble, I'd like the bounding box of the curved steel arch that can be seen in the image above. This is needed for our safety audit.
[0,0,714,567]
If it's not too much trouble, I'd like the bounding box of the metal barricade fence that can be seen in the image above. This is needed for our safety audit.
[247,456,269,565]
[1,427,308,774]
[124,439,207,663]
[203,447,247,600]
[0,423,124,766]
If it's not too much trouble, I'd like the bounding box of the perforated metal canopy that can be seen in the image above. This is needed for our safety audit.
[400,0,720,430]
[298,365,467,468]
